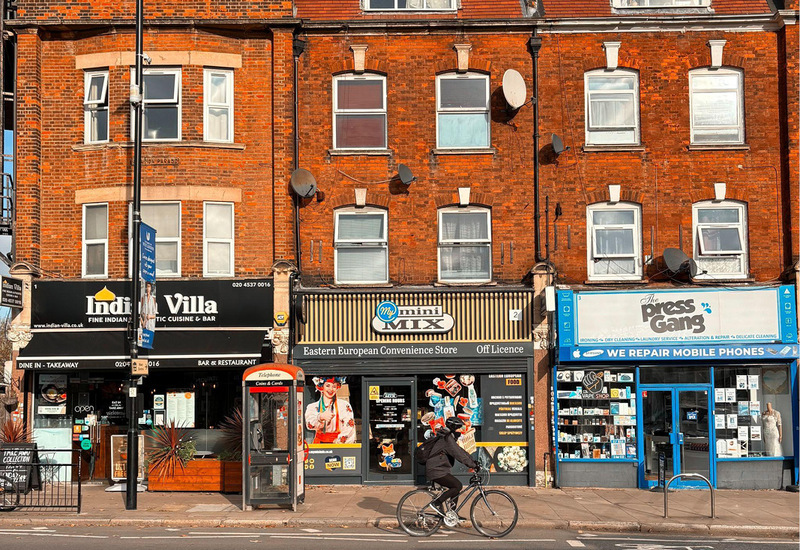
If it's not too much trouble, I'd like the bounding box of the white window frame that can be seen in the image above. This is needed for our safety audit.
[332,74,387,150]
[83,203,108,278]
[364,0,456,10]
[437,206,492,283]
[132,201,182,278]
[203,68,234,143]
[689,68,744,145]
[586,202,642,281]
[334,208,389,285]
[692,200,748,279]
[436,72,491,150]
[84,70,109,144]
[612,0,710,7]
[584,69,640,146]
[203,201,234,277]
[131,67,182,142]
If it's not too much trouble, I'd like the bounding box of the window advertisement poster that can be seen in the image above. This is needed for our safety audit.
[110,434,146,482]
[303,376,360,477]
[166,391,195,428]
[138,222,156,350]
[37,374,67,415]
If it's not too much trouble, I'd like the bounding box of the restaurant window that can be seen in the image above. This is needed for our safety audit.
[586,202,641,280]
[692,200,748,279]
[203,202,234,277]
[83,203,108,278]
[333,74,387,149]
[556,368,638,460]
[417,374,528,474]
[84,70,109,143]
[714,366,791,458]
[436,73,490,149]
[334,208,388,284]
[438,207,491,283]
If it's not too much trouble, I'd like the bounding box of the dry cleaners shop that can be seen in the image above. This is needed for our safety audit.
[554,285,798,490]
[15,279,273,483]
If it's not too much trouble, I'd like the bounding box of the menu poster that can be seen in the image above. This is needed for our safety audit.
[481,374,525,443]
[37,374,67,415]
[166,391,196,428]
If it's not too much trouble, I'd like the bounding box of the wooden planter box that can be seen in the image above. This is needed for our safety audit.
[148,460,242,493]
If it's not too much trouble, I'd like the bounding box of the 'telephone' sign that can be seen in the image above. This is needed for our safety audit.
[371,300,454,334]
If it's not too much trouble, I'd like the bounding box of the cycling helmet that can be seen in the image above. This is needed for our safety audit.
[445,416,464,433]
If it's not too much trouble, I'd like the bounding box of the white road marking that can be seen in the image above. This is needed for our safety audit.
[269,535,407,543]
[0,532,107,539]
[583,536,798,545]
[302,528,321,532]
[567,541,586,547]
[420,539,557,543]
[188,531,411,537]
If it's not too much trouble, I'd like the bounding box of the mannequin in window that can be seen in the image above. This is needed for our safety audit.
[762,402,782,456]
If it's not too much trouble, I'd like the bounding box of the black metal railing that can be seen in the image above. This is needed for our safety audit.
[0,447,82,513]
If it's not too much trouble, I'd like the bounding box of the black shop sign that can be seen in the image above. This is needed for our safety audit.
[0,443,41,494]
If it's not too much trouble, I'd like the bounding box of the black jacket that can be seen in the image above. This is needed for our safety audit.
[423,431,479,481]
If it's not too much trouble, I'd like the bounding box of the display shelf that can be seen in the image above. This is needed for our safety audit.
[556,369,638,460]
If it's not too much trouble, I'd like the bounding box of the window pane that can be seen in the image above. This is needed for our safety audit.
[593,209,635,225]
[143,73,177,101]
[207,107,230,141]
[337,80,384,110]
[441,212,488,241]
[692,74,739,90]
[87,76,107,102]
[85,243,106,276]
[90,110,109,142]
[337,247,387,282]
[369,0,394,7]
[440,246,490,280]
[337,214,385,240]
[592,258,636,275]
[335,114,386,148]
[438,113,489,148]
[85,205,108,240]
[692,91,738,127]
[206,242,231,274]
[692,128,742,143]
[206,203,233,240]
[697,208,739,224]
[142,204,180,237]
[209,74,228,104]
[144,106,179,140]
[590,94,634,127]
[427,0,452,7]
[440,79,486,109]
[588,77,634,91]
[697,255,743,275]
[156,242,179,275]
[700,227,742,253]
[595,228,634,256]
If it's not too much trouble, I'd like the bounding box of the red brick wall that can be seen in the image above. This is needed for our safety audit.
[14,28,290,278]
[296,33,538,285]
[14,1,293,20]
[536,31,791,283]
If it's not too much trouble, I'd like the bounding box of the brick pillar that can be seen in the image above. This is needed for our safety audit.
[531,263,555,487]
[14,29,43,269]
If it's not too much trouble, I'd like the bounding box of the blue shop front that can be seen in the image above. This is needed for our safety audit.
[554,285,798,490]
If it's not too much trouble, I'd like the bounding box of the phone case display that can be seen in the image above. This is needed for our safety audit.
[556,369,637,460]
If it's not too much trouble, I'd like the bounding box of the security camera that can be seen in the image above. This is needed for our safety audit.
[141,53,152,65]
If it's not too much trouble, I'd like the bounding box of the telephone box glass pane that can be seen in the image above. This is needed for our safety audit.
[248,465,290,497]
[248,390,290,452]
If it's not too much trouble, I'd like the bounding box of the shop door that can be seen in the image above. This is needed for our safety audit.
[640,387,712,489]
[364,379,415,482]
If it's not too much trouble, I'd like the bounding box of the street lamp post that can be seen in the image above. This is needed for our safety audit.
[125,0,144,511]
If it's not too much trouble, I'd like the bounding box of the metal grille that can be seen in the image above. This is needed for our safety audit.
[0,448,82,513]
[300,289,535,344]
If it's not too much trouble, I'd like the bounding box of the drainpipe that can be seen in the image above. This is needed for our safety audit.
[292,37,306,273]
[529,35,543,262]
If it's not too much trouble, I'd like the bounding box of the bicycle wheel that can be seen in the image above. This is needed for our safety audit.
[470,490,518,538]
[0,476,19,512]
[396,488,443,537]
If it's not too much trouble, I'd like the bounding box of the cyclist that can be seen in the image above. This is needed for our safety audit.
[423,416,479,517]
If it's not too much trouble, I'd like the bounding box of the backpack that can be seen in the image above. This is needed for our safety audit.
[416,434,444,465]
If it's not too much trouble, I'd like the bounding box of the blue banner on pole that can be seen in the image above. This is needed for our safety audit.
[139,223,156,349]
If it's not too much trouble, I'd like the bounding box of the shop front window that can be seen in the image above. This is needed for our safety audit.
[417,373,528,474]
[556,368,637,460]
[714,366,791,458]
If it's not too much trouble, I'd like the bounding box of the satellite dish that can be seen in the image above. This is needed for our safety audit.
[398,164,416,186]
[552,133,571,156]
[290,168,317,198]
[663,248,699,278]
[502,69,527,110]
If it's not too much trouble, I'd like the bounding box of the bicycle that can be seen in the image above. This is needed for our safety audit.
[396,467,518,538]
[0,474,19,512]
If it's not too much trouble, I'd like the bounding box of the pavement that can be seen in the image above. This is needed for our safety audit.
[0,483,798,539]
